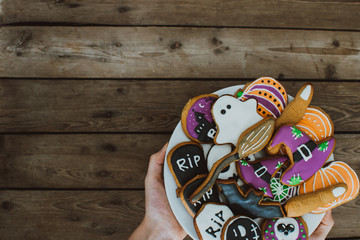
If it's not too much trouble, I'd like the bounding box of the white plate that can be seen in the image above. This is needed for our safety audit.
[164,85,329,239]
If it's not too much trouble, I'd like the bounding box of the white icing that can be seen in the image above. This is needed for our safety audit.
[212,96,263,146]
[195,204,234,240]
[274,218,300,240]
[332,186,347,197]
[206,144,237,179]
[299,85,312,101]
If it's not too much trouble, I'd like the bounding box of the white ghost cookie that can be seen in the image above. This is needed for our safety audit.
[206,144,238,180]
[212,96,263,146]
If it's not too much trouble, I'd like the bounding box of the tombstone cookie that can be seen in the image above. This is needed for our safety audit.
[236,77,288,119]
[181,94,218,143]
[207,144,238,180]
[267,125,335,186]
[194,203,234,240]
[262,217,308,240]
[179,175,220,217]
[217,179,285,219]
[237,156,288,197]
[167,142,208,189]
[221,216,262,240]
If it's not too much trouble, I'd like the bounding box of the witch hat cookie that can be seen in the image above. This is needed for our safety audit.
[267,125,335,186]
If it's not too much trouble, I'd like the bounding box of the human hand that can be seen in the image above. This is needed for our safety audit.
[129,143,187,240]
[308,210,334,240]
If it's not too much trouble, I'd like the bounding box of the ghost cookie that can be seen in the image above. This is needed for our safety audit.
[194,203,234,240]
[179,175,220,217]
[267,125,335,186]
[236,77,288,119]
[237,156,288,197]
[181,94,218,143]
[207,144,238,180]
[212,95,263,146]
[167,142,208,190]
[262,217,308,240]
[221,216,262,240]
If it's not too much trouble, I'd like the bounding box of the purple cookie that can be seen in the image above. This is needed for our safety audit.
[181,94,218,143]
[262,217,308,240]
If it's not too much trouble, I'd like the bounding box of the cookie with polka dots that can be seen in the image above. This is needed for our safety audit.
[262,217,308,240]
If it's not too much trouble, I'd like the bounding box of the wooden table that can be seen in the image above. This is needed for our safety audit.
[0,1,359,239]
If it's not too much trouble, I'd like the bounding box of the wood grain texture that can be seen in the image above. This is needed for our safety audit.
[0,80,358,133]
[1,0,360,30]
[0,190,358,239]
[0,134,358,189]
[1,27,359,79]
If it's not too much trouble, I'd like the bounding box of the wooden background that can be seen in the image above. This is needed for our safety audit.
[0,0,360,239]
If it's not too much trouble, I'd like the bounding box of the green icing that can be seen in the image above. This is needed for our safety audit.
[289,175,303,185]
[318,141,329,152]
[237,90,244,98]
[303,234,307,238]
[291,126,303,140]
[270,177,290,201]
[265,230,269,233]
[240,159,249,166]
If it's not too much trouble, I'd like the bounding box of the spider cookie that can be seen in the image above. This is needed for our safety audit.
[194,203,234,240]
[181,94,218,143]
[267,125,335,186]
[262,217,308,240]
[167,142,208,190]
[236,77,288,119]
[221,216,262,240]
[263,170,297,204]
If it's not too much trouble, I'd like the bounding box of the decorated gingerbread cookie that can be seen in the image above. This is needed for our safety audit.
[207,144,238,180]
[194,203,234,240]
[263,170,297,204]
[237,156,288,197]
[167,142,208,189]
[262,217,308,240]
[217,179,285,219]
[212,95,263,146]
[179,175,220,217]
[297,161,359,214]
[221,216,262,240]
[267,125,335,186]
[295,106,334,143]
[181,94,218,144]
[236,77,288,119]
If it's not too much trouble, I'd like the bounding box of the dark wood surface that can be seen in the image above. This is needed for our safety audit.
[0,1,359,239]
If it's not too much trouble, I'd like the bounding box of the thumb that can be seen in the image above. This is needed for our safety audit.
[146,143,168,181]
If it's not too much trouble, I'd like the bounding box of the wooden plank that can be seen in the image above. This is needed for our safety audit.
[0,134,358,189]
[0,80,358,133]
[1,0,360,30]
[0,190,359,239]
[1,27,359,79]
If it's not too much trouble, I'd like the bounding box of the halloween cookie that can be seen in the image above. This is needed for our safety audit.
[275,83,313,130]
[262,217,308,240]
[217,179,285,219]
[296,106,334,143]
[179,175,220,217]
[263,170,297,204]
[194,203,234,240]
[167,142,208,189]
[221,216,262,240]
[207,144,238,180]
[181,94,218,143]
[267,125,335,186]
[212,95,263,146]
[237,156,288,197]
[297,161,360,213]
[236,77,288,119]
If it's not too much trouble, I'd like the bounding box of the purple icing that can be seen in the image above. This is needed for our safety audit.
[244,94,281,118]
[263,217,307,240]
[270,125,335,185]
[238,156,287,197]
[250,85,286,108]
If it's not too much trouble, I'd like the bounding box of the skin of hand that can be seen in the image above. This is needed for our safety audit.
[308,210,334,240]
[129,143,187,240]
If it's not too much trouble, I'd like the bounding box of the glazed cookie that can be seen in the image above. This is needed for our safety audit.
[262,217,308,240]
[190,118,275,203]
[217,179,285,219]
[263,170,297,204]
[297,161,360,213]
[295,106,334,143]
[212,95,263,146]
[221,216,262,240]
[167,142,208,189]
[194,203,234,240]
[179,175,220,217]
[237,156,288,197]
[275,83,313,130]
[207,144,238,180]
[236,77,288,119]
[181,94,218,143]
[267,125,335,186]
